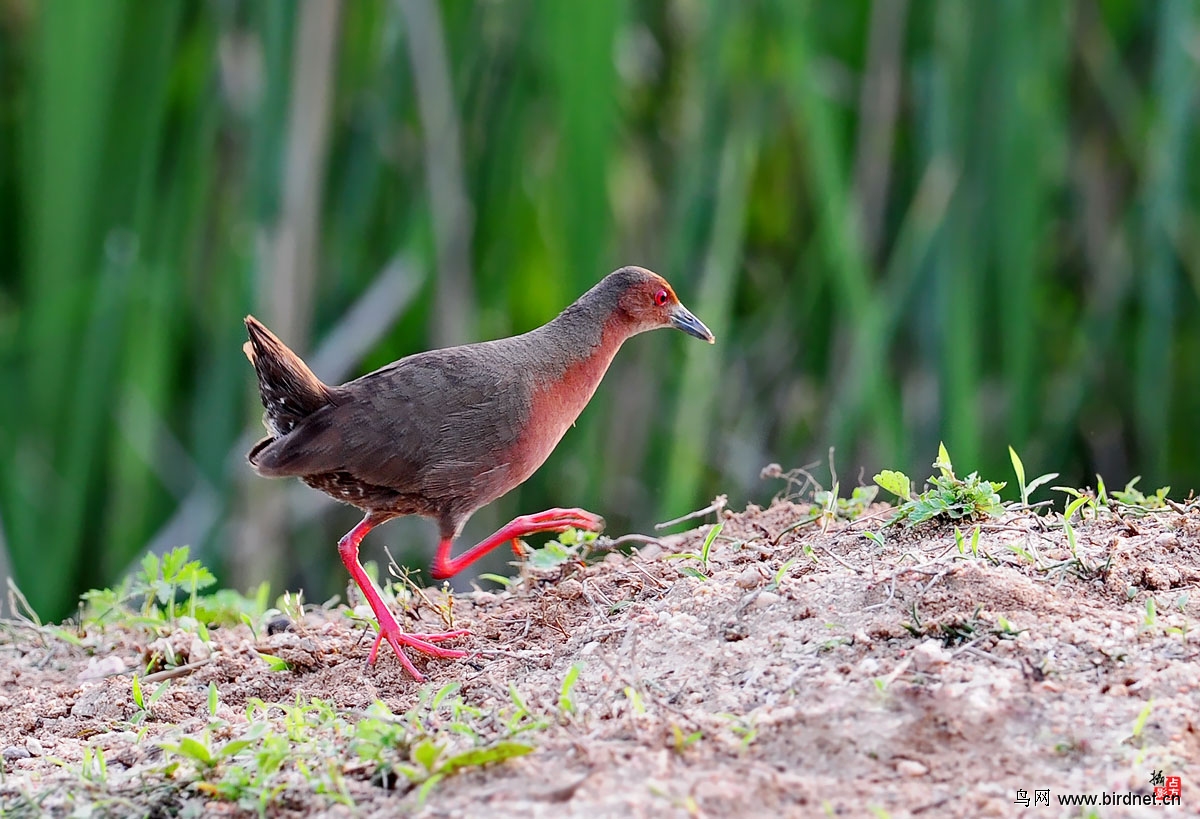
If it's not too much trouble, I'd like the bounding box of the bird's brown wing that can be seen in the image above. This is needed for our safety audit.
[249,342,533,508]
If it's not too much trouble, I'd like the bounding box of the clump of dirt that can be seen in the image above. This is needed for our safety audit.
[1,498,1197,817]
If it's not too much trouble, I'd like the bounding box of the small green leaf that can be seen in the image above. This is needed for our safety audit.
[700,523,723,564]
[416,772,445,805]
[174,737,213,766]
[935,442,954,479]
[1064,495,1090,522]
[438,741,534,776]
[1131,699,1154,737]
[527,542,572,570]
[218,739,254,758]
[873,470,912,501]
[430,682,460,710]
[1009,446,1026,499]
[772,558,797,587]
[1024,472,1059,500]
[412,738,442,772]
[559,663,582,714]
[148,680,170,707]
[257,653,291,672]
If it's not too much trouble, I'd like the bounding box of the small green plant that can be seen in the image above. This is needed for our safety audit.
[874,443,1005,526]
[1110,477,1170,513]
[719,713,759,751]
[903,603,1023,645]
[1043,499,1110,581]
[1053,474,1171,520]
[129,674,171,726]
[83,745,108,784]
[664,523,723,580]
[523,527,600,571]
[257,653,292,672]
[352,685,541,803]
[1008,446,1058,507]
[558,663,583,716]
[159,683,546,812]
[1130,699,1154,740]
[669,723,703,754]
[1143,597,1157,629]
[811,484,878,524]
[1053,482,1101,519]
[953,525,981,557]
[80,546,269,636]
[769,558,797,589]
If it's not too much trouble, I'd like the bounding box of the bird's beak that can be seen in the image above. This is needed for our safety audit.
[670,303,715,343]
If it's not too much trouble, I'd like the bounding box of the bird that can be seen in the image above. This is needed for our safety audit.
[243,265,714,679]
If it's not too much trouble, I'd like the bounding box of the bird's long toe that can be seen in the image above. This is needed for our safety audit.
[526,507,606,532]
[399,631,471,658]
[369,624,470,680]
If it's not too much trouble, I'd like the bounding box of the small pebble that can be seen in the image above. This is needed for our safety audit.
[635,542,664,562]
[896,758,928,777]
[911,639,951,671]
[1155,533,1180,551]
[24,737,43,756]
[750,591,782,609]
[2,746,31,761]
[735,566,764,589]
[189,636,212,662]
[556,578,584,599]
[723,621,750,642]
[78,655,126,682]
[267,616,293,635]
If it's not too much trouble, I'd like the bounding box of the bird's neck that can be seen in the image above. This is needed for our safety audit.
[525,295,634,421]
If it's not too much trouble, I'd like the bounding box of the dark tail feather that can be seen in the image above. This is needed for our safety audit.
[244,315,333,440]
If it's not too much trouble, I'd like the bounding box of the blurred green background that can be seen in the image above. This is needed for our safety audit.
[3,0,1199,619]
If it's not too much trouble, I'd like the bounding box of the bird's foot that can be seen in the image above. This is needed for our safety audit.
[519,507,606,534]
[431,508,606,579]
[367,618,470,681]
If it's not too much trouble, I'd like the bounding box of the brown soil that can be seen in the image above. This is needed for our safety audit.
[1,498,1197,818]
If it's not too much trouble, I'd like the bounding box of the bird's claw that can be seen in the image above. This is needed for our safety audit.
[368,623,470,681]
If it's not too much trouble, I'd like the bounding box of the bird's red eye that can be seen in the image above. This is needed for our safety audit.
[654,289,669,307]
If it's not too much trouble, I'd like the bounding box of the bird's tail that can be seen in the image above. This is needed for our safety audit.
[243,316,333,440]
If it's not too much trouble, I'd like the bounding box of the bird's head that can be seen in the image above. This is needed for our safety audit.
[610,266,715,343]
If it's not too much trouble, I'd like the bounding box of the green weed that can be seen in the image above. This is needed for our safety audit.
[159,683,546,812]
[1110,477,1171,513]
[665,522,724,580]
[559,663,583,716]
[670,723,703,754]
[79,546,269,637]
[874,443,1005,526]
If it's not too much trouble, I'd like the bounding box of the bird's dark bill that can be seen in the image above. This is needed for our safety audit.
[671,305,715,343]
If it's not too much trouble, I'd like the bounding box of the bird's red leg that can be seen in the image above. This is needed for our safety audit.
[431,508,605,580]
[337,515,469,680]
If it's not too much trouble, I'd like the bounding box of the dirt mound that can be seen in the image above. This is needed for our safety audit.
[1,499,1196,817]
